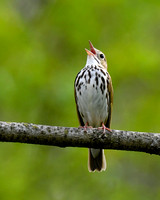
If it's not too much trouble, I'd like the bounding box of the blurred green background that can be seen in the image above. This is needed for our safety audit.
[0,0,160,199]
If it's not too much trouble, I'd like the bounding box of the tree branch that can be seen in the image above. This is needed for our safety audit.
[0,121,159,155]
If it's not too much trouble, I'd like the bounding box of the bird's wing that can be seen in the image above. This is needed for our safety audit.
[105,73,113,128]
[74,83,85,126]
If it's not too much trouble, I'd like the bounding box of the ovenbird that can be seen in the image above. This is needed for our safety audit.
[74,41,113,172]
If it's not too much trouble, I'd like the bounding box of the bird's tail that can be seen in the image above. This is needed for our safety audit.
[88,148,106,172]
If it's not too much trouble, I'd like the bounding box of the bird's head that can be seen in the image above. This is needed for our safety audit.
[85,41,108,70]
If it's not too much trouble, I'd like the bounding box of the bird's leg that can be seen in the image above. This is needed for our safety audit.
[98,123,112,133]
[79,122,93,131]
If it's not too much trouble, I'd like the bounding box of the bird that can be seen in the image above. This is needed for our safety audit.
[74,41,113,172]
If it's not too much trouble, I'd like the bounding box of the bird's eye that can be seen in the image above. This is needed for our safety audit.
[100,54,104,59]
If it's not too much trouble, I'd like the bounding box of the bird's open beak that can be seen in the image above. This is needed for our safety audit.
[89,41,96,55]
[85,48,95,56]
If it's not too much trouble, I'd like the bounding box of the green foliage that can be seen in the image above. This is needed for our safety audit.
[0,0,160,199]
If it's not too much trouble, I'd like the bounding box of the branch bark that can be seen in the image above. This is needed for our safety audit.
[0,121,159,155]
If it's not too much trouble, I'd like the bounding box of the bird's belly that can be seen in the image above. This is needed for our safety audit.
[77,77,108,127]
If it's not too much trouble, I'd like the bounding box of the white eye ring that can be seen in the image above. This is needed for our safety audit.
[100,54,104,59]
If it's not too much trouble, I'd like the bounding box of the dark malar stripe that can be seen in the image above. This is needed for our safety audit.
[93,57,100,64]
[100,69,106,76]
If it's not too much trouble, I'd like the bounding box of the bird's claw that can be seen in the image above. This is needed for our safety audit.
[79,123,93,131]
[98,123,112,133]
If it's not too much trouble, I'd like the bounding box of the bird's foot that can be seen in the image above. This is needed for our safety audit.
[79,123,93,131]
[98,123,112,133]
